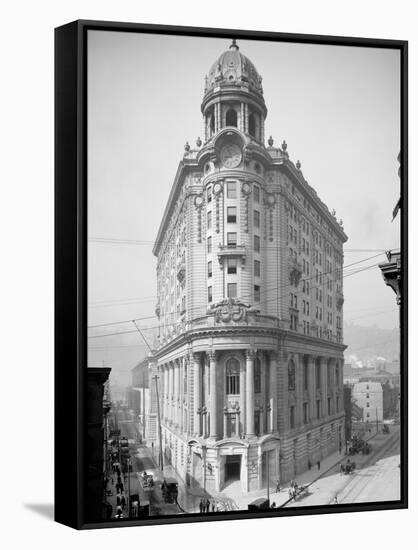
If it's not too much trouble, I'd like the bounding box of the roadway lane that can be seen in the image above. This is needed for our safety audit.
[287,429,401,507]
[338,433,400,503]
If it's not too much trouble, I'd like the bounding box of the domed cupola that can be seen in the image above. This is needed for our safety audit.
[201,40,267,145]
[204,39,264,98]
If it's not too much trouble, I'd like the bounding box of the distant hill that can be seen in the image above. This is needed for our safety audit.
[343,322,399,365]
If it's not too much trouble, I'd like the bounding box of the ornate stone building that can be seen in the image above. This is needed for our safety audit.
[152,40,347,494]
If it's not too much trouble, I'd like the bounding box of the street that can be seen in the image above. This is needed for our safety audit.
[286,427,401,507]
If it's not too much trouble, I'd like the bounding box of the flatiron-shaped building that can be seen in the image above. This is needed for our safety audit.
[152,40,347,494]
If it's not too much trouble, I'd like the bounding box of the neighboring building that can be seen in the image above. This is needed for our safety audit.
[86,367,111,522]
[352,382,383,423]
[129,357,154,442]
[152,40,347,493]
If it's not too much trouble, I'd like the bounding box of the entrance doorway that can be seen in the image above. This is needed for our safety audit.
[224,455,241,484]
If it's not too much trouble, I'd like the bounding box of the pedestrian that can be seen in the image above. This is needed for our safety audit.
[211,500,215,513]
[288,487,293,499]
[317,460,321,470]
[333,496,338,505]
[199,498,203,513]
[205,498,210,513]
[276,479,281,493]
[121,492,126,509]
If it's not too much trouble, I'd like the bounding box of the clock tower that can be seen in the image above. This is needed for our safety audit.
[153,39,347,497]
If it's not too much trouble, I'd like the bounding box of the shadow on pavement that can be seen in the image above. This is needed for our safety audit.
[24,503,54,521]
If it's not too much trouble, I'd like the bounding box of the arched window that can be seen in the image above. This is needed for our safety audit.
[254,357,261,393]
[226,358,240,394]
[226,108,237,127]
[248,113,256,136]
[288,359,296,390]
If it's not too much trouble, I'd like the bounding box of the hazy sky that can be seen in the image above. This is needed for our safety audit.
[87,30,400,385]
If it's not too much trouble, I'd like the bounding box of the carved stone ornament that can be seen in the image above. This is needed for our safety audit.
[208,297,259,323]
[194,194,204,208]
[213,181,223,196]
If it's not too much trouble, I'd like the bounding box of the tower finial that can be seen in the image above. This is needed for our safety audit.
[230,38,239,50]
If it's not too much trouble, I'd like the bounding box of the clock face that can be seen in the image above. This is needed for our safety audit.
[195,195,203,207]
[220,144,242,169]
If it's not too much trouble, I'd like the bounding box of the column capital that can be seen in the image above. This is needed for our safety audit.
[207,349,217,361]
[245,349,257,360]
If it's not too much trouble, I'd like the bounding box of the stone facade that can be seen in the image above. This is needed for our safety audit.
[152,41,347,494]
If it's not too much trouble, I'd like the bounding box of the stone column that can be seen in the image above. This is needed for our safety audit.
[244,103,249,133]
[174,360,179,427]
[309,356,316,420]
[259,407,264,436]
[269,352,278,433]
[168,363,174,424]
[193,353,201,437]
[240,102,244,132]
[321,357,328,418]
[161,365,167,421]
[223,408,228,438]
[208,350,218,439]
[246,350,256,437]
[240,360,246,437]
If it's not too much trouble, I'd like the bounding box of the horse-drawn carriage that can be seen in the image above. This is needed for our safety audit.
[340,460,356,474]
[348,435,371,456]
[138,471,154,491]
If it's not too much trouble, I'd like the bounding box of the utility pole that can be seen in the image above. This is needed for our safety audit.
[153,375,164,474]
[266,453,270,506]
[376,407,379,434]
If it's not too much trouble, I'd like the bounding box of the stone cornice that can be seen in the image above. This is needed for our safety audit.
[154,323,346,360]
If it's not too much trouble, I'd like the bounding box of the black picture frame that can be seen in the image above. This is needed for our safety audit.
[55,19,408,530]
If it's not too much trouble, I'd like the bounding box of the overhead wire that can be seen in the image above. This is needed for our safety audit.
[88,252,384,330]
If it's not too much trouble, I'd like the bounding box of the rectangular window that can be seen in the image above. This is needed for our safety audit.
[254,210,260,228]
[227,232,237,247]
[227,258,237,274]
[207,186,212,203]
[208,286,213,303]
[303,361,308,390]
[254,259,260,277]
[227,206,237,223]
[316,399,321,419]
[303,402,308,424]
[290,406,295,429]
[227,181,237,198]
[254,235,260,252]
[208,261,212,278]
[207,236,212,254]
[254,185,260,202]
[254,285,260,302]
[207,210,212,229]
[328,397,331,416]
[227,283,237,298]
[315,362,321,389]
